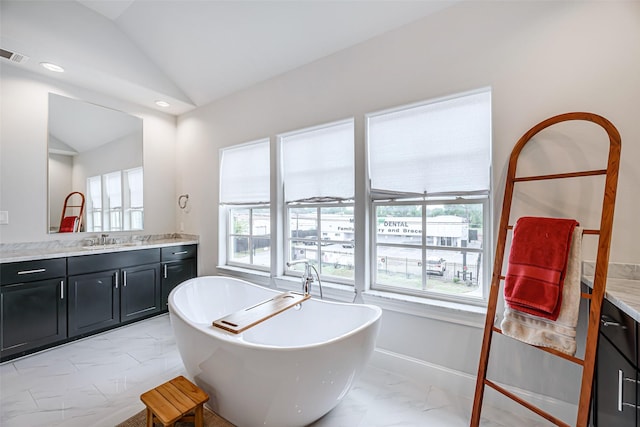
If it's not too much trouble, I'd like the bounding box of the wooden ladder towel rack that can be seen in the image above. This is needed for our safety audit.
[470,112,621,427]
[59,191,85,233]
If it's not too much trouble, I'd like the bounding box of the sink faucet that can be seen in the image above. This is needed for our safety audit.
[101,234,109,245]
[286,259,323,299]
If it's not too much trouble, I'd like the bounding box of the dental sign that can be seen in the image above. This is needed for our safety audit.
[378,220,421,235]
[377,217,468,238]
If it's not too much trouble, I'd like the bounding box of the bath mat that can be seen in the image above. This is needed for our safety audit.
[115,406,235,427]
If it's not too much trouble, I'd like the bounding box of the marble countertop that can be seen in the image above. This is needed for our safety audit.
[0,234,198,263]
[581,261,640,322]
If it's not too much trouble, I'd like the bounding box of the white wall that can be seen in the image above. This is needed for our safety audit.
[175,0,640,412]
[0,66,178,242]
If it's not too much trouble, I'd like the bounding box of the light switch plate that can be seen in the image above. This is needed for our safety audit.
[0,211,8,224]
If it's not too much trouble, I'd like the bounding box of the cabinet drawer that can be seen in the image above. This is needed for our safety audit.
[1,258,66,284]
[600,299,636,365]
[161,245,197,261]
[68,249,160,275]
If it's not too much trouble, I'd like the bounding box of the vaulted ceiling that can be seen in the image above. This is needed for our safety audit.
[1,0,456,115]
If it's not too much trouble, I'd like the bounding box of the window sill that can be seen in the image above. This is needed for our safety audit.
[362,290,487,328]
[216,265,487,328]
[216,265,272,287]
[273,276,357,303]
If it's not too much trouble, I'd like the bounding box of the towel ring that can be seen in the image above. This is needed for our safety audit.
[178,194,189,209]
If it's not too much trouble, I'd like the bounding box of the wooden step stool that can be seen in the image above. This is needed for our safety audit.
[141,375,209,427]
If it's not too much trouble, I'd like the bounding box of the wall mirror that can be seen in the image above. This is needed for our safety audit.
[48,93,144,233]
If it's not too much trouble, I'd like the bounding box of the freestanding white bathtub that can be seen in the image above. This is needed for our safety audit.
[168,276,382,427]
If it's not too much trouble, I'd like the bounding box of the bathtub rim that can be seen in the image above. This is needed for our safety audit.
[168,275,382,351]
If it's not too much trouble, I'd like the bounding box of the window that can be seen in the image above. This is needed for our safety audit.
[87,175,102,231]
[125,167,144,230]
[368,89,491,302]
[219,139,271,270]
[104,171,122,230]
[288,205,355,281]
[281,119,355,283]
[86,166,143,232]
[374,199,487,301]
[228,207,271,268]
[216,89,491,308]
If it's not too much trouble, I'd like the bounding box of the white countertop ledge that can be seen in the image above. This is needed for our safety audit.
[0,235,198,263]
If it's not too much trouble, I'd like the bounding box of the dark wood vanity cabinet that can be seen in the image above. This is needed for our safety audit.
[0,243,196,361]
[594,299,639,426]
[67,248,161,338]
[0,258,67,360]
[160,245,197,310]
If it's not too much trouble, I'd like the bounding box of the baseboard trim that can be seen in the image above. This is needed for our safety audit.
[369,348,578,424]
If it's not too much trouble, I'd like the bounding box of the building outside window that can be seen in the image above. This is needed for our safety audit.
[280,119,355,284]
[367,89,492,303]
[219,139,271,270]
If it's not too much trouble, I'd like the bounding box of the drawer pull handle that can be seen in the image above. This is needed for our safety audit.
[617,370,639,411]
[601,316,624,328]
[17,268,46,275]
[173,251,188,255]
[619,369,624,412]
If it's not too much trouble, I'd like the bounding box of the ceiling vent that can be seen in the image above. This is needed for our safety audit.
[0,48,30,64]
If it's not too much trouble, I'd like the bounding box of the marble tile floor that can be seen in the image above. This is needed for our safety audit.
[0,314,545,427]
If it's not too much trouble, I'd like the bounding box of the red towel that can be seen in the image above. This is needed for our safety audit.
[59,216,78,232]
[504,217,579,321]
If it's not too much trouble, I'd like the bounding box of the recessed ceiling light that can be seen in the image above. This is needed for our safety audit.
[40,62,64,72]
[155,100,170,108]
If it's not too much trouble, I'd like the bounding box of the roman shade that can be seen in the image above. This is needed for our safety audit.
[368,90,491,199]
[219,139,270,205]
[281,119,354,203]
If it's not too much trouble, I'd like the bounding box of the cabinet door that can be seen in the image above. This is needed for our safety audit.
[161,258,196,310]
[596,335,637,427]
[68,270,120,337]
[0,278,67,360]
[121,263,161,322]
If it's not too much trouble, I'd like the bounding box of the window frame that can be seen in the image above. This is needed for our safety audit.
[224,204,271,272]
[279,118,356,286]
[219,138,271,272]
[365,88,492,305]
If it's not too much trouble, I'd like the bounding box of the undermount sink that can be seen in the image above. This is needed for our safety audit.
[81,242,141,250]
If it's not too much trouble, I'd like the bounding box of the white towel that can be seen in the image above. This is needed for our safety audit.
[500,226,583,356]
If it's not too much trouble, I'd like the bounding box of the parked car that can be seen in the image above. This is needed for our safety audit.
[426,256,446,276]
[342,240,354,249]
[302,236,317,246]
